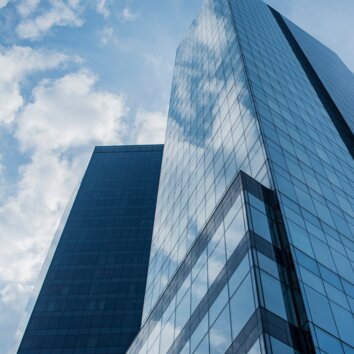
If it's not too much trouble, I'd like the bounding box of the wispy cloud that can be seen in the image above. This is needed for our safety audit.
[0,0,10,9]
[100,26,114,46]
[119,7,138,22]
[16,0,40,17]
[96,0,110,18]
[16,0,84,40]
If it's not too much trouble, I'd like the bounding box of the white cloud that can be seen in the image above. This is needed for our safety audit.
[100,26,114,45]
[16,70,127,151]
[0,155,5,199]
[16,0,84,40]
[120,7,138,22]
[0,45,70,124]
[96,0,109,18]
[0,282,33,354]
[0,0,9,9]
[16,0,40,17]
[135,110,166,144]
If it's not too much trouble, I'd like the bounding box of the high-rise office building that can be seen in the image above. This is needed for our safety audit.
[17,145,163,353]
[127,0,354,353]
[17,0,353,353]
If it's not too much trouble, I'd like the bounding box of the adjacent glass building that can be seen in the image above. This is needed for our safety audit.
[17,0,353,353]
[17,145,163,353]
[127,0,353,353]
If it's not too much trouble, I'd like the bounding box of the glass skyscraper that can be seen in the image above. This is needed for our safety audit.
[17,0,353,353]
[127,0,353,353]
[17,145,163,353]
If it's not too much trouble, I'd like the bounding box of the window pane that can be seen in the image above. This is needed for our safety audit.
[225,209,245,259]
[316,327,344,354]
[331,303,354,347]
[175,290,191,337]
[159,317,175,354]
[224,195,242,229]
[247,338,262,354]
[209,304,232,354]
[209,285,228,325]
[192,266,207,312]
[250,207,272,241]
[193,333,209,354]
[304,285,337,336]
[260,271,287,320]
[208,238,226,285]
[230,273,255,339]
[228,253,250,296]
[270,337,294,354]
[258,252,279,279]
[191,314,208,353]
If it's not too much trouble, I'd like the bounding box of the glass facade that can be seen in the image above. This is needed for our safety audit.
[129,0,353,353]
[16,0,354,353]
[283,16,354,140]
[231,0,354,352]
[142,0,270,322]
[128,171,315,354]
[17,145,163,354]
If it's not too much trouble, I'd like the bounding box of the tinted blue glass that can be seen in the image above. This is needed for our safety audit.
[209,285,228,325]
[249,206,272,241]
[270,337,294,354]
[316,327,344,354]
[284,17,354,137]
[194,333,209,354]
[229,0,353,351]
[304,285,338,336]
[260,271,287,320]
[229,273,255,339]
[143,0,270,320]
[18,145,163,354]
[191,314,208,353]
[209,304,232,354]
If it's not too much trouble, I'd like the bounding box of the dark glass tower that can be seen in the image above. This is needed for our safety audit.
[17,145,163,354]
[127,0,354,354]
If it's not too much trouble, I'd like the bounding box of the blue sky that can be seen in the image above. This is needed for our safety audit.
[0,0,353,353]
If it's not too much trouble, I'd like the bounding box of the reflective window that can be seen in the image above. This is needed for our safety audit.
[305,285,338,336]
[316,327,344,354]
[175,290,191,337]
[230,273,255,339]
[192,266,208,312]
[225,208,246,259]
[209,304,232,354]
[258,252,279,279]
[270,337,294,354]
[209,286,228,325]
[260,271,287,320]
[228,253,250,296]
[159,316,175,354]
[208,237,226,285]
[193,333,209,354]
[331,303,354,347]
[191,314,208,354]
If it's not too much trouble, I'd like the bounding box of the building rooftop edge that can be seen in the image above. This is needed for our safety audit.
[94,144,164,153]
